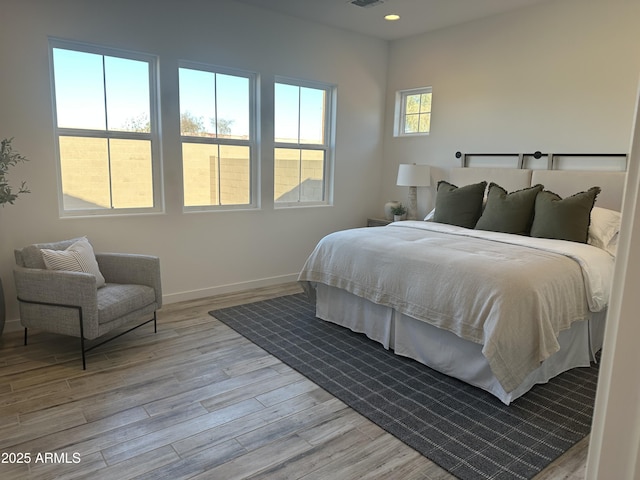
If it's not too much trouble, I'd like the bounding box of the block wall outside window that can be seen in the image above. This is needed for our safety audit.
[274,78,335,207]
[181,143,250,207]
[50,39,336,215]
[50,38,162,215]
[179,64,257,210]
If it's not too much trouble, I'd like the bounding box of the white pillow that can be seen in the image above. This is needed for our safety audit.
[424,208,435,221]
[41,237,106,288]
[588,207,621,256]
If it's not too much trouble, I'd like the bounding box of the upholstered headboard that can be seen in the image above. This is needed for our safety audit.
[449,168,532,194]
[447,163,627,212]
[531,170,625,211]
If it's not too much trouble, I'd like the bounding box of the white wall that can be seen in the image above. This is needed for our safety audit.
[587,80,640,480]
[0,0,389,328]
[381,0,640,218]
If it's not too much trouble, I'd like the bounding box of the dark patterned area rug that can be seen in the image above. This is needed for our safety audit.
[209,293,599,480]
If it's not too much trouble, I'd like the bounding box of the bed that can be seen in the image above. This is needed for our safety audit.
[298,160,626,405]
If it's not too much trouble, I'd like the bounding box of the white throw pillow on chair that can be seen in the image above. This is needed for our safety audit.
[41,237,106,288]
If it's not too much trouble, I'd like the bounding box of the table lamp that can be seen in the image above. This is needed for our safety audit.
[396,164,431,220]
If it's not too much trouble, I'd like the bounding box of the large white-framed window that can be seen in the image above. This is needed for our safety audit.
[394,86,432,137]
[274,77,335,207]
[179,62,258,211]
[49,38,162,216]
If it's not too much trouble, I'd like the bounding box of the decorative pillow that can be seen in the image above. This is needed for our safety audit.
[530,187,601,243]
[588,206,621,255]
[20,237,85,269]
[433,180,487,229]
[41,237,106,288]
[475,183,544,235]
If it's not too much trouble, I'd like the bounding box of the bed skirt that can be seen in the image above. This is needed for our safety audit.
[313,283,605,405]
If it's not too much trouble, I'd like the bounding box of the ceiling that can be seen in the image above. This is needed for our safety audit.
[233,0,555,41]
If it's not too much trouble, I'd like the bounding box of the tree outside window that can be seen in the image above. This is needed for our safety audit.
[395,87,432,137]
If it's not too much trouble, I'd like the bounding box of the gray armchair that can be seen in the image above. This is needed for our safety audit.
[13,237,162,369]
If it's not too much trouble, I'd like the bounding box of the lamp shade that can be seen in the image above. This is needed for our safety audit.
[396,164,431,187]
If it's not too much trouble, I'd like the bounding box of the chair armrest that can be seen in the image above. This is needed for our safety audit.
[13,266,99,312]
[95,253,162,307]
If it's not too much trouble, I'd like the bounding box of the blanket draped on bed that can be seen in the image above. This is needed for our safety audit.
[298,221,614,393]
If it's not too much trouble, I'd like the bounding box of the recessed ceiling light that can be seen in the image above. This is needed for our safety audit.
[384,14,400,21]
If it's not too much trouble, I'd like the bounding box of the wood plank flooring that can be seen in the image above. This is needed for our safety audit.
[0,283,589,479]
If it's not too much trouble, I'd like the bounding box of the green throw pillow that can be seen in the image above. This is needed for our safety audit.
[433,180,487,229]
[530,186,601,243]
[475,183,544,235]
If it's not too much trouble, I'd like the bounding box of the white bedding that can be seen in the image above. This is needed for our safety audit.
[399,221,613,312]
[298,221,615,393]
[315,283,606,405]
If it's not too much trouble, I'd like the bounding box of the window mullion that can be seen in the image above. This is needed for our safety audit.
[297,148,303,203]
[106,138,114,209]
[101,55,115,209]
[213,73,218,138]
[213,74,221,205]
[275,142,325,150]
[216,144,222,206]
[297,87,302,202]
[297,87,302,144]
[102,55,109,131]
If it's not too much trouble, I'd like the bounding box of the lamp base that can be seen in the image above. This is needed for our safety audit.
[407,186,418,220]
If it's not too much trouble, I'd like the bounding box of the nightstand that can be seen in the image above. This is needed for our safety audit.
[367,218,392,227]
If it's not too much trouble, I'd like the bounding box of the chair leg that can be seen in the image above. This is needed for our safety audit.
[80,336,87,370]
[78,311,156,370]
[20,305,155,370]
[77,308,87,370]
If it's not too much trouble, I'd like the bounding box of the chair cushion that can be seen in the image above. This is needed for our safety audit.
[97,283,157,325]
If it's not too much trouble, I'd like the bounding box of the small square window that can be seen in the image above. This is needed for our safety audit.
[395,87,432,137]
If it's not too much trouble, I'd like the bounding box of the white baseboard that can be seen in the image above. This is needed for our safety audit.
[4,318,22,333]
[162,273,300,305]
[1,274,300,334]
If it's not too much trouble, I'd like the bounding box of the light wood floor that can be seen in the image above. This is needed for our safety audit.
[0,283,589,479]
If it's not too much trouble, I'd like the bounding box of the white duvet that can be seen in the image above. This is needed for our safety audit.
[298,221,615,392]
